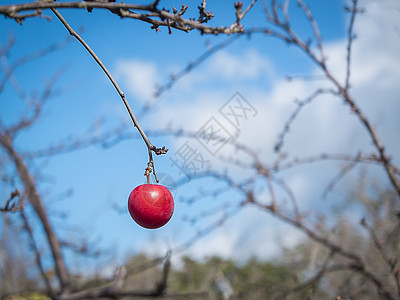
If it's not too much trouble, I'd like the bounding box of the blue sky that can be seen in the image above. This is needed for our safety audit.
[1,0,400,273]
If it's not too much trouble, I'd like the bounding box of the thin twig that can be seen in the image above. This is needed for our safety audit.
[254,201,397,299]
[345,0,359,90]
[241,0,258,22]
[0,1,247,35]
[275,152,382,171]
[297,0,325,62]
[271,174,301,221]
[0,36,71,94]
[321,158,359,200]
[51,8,167,180]
[259,0,400,198]
[361,218,400,297]
[265,169,277,212]
[0,189,23,212]
[274,88,337,153]
[0,133,71,292]
[342,88,400,198]
[276,250,335,298]
[6,65,66,137]
[154,34,242,98]
[20,210,54,295]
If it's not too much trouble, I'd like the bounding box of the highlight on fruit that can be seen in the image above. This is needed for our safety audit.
[128,183,174,229]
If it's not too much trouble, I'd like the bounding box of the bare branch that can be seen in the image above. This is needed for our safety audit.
[275,152,385,172]
[5,66,66,137]
[0,189,23,212]
[360,218,400,296]
[342,88,400,197]
[154,35,242,98]
[296,0,325,62]
[274,88,337,153]
[51,8,168,181]
[276,250,336,298]
[234,0,258,26]
[242,0,258,20]
[0,36,71,95]
[254,201,397,299]
[260,0,400,197]
[197,1,213,23]
[0,1,250,35]
[56,250,208,300]
[344,0,361,90]
[20,210,54,295]
[176,203,243,254]
[321,157,359,200]
[0,133,70,292]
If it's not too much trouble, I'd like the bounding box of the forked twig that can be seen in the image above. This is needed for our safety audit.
[0,189,24,212]
[0,1,248,35]
[296,0,325,62]
[274,88,336,153]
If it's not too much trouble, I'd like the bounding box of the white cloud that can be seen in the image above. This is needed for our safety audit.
[325,2,400,89]
[208,49,277,81]
[178,206,306,262]
[112,3,400,262]
[114,59,159,102]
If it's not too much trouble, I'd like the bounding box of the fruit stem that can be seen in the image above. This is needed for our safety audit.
[147,150,160,183]
[144,161,152,184]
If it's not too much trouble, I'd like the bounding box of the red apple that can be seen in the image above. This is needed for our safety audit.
[128,184,174,229]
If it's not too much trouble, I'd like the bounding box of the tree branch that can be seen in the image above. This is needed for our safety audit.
[154,34,242,98]
[261,0,400,198]
[361,218,400,297]
[20,210,54,295]
[0,132,70,292]
[51,8,168,180]
[0,189,23,212]
[344,0,360,90]
[0,1,248,35]
[254,201,397,299]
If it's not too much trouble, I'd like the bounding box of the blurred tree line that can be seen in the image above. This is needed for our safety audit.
[2,182,398,299]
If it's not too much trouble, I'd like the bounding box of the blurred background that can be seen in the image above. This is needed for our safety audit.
[1,0,400,299]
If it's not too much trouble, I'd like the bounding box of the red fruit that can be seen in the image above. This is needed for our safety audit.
[128,184,174,229]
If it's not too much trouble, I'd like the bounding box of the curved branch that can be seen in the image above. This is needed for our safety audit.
[51,8,168,160]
